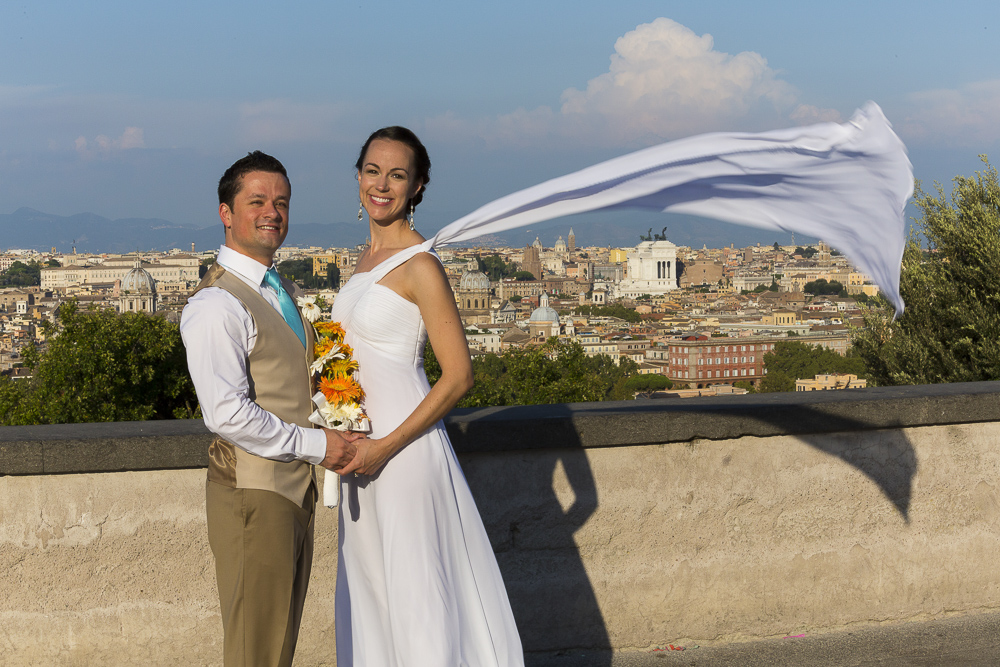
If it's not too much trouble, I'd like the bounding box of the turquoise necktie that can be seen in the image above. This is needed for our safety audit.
[263,267,307,349]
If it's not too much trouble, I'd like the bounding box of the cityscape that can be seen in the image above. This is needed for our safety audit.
[1,227,876,396]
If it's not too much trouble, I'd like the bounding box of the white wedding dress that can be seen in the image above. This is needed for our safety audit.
[330,242,524,667]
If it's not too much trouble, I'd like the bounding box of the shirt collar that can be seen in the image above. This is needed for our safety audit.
[216,245,273,286]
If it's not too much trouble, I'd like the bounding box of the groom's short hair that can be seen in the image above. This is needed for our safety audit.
[218,151,289,209]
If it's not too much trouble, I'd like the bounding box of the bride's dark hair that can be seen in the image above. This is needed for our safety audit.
[355,126,431,209]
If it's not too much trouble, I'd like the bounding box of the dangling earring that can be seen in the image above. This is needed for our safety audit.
[408,202,415,231]
[357,200,364,221]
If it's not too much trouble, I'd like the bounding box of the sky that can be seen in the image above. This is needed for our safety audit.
[2,0,999,247]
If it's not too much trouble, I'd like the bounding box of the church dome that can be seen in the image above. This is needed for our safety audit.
[122,264,156,294]
[459,270,490,291]
[528,292,559,323]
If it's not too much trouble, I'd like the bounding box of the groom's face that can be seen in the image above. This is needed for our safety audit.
[220,170,291,266]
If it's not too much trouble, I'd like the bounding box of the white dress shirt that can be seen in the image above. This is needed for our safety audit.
[180,245,326,465]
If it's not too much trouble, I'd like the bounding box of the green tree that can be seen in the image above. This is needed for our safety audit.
[476,255,517,281]
[852,158,1000,385]
[760,340,868,393]
[277,258,331,289]
[327,262,341,289]
[575,303,642,323]
[0,261,42,287]
[512,270,536,281]
[1,302,198,425]
[804,278,846,296]
[425,339,638,406]
[733,380,757,393]
[623,374,672,394]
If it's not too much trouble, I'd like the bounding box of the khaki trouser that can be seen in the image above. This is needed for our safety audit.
[207,480,316,667]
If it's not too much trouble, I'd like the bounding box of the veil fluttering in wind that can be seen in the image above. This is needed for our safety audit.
[430,102,913,314]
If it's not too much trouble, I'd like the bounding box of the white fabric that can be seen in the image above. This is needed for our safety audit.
[180,245,327,464]
[431,102,912,313]
[332,246,523,667]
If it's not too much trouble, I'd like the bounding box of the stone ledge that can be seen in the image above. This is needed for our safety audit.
[3,381,999,475]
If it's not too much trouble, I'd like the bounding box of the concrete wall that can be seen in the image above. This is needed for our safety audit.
[2,382,1000,665]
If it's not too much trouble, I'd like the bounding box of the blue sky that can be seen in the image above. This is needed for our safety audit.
[2,1,998,245]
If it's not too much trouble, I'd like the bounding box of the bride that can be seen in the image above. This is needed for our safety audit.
[331,126,524,666]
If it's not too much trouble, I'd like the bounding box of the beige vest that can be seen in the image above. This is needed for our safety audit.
[193,263,317,507]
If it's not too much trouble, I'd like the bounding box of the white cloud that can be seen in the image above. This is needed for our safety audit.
[74,127,145,154]
[900,79,1000,146]
[118,126,145,149]
[425,18,839,148]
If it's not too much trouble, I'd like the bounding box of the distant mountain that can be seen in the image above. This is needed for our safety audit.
[0,207,815,254]
[0,208,371,253]
[471,213,816,250]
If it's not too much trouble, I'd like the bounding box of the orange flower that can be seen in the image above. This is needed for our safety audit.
[315,338,339,358]
[319,375,365,405]
[327,358,359,377]
[314,321,345,340]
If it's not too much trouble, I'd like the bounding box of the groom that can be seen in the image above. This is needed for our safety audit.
[181,151,361,666]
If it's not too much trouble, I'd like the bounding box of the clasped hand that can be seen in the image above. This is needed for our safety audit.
[338,437,391,477]
[320,428,366,472]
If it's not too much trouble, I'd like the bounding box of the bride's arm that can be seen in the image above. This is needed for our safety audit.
[339,252,473,475]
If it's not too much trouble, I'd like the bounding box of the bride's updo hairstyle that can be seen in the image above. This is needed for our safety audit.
[355,126,431,209]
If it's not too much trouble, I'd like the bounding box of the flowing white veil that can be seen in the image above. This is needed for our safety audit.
[429,102,912,313]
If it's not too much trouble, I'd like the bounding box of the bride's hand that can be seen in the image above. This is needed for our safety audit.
[338,437,391,476]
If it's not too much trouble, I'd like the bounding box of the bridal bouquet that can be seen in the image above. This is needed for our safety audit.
[298,295,370,509]
[296,295,370,433]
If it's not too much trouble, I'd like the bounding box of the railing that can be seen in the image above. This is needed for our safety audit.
[3,382,1000,665]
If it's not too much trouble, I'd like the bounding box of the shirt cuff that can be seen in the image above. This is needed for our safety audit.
[300,427,328,465]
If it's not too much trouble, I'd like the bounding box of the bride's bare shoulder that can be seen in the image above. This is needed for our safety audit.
[404,250,445,276]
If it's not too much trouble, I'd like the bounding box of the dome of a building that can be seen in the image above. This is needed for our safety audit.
[459,270,490,291]
[528,292,559,323]
[121,263,156,294]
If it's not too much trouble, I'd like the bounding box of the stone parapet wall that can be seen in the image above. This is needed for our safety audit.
[2,382,1000,664]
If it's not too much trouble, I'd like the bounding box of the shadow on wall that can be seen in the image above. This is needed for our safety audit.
[796,426,915,521]
[451,392,923,661]
[761,405,916,522]
[459,402,611,663]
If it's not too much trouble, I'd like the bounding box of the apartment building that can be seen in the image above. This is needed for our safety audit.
[660,334,778,387]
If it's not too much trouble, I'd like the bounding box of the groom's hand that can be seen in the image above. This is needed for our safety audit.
[320,428,365,471]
